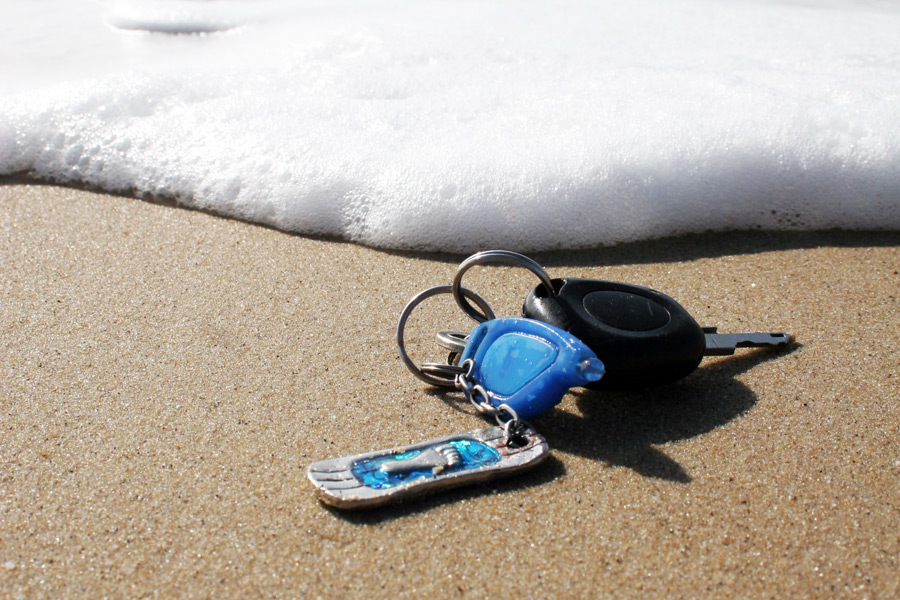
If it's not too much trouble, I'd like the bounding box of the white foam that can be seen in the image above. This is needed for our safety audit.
[2,0,899,251]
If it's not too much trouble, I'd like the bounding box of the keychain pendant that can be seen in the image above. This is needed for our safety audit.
[308,426,549,509]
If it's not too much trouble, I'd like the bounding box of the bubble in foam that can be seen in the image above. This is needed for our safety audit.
[103,0,246,35]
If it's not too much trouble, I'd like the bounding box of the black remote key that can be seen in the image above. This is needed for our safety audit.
[522,278,791,390]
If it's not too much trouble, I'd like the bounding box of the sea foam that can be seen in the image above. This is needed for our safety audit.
[2,0,899,252]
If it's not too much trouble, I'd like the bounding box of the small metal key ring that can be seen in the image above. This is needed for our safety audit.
[435,331,468,354]
[451,250,555,323]
[397,285,496,387]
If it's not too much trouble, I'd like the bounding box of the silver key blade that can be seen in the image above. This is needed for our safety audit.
[703,330,793,356]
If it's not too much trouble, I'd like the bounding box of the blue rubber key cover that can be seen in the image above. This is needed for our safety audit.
[458,318,605,420]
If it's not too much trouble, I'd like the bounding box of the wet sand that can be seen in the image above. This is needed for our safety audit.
[2,182,898,598]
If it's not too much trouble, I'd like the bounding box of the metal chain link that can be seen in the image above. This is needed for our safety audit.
[454,359,528,445]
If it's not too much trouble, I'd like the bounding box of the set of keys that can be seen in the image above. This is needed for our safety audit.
[308,251,792,509]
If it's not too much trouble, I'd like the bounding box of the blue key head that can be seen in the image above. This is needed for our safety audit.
[459,318,604,420]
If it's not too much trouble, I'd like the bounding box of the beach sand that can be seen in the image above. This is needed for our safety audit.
[2,182,898,598]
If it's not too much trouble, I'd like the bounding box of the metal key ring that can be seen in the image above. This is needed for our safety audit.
[451,250,555,323]
[397,285,496,387]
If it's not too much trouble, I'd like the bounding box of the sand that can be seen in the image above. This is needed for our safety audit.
[2,182,898,598]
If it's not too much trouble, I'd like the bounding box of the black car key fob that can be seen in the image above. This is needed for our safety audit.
[523,278,790,390]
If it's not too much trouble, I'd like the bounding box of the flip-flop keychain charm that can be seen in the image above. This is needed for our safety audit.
[307,426,548,509]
